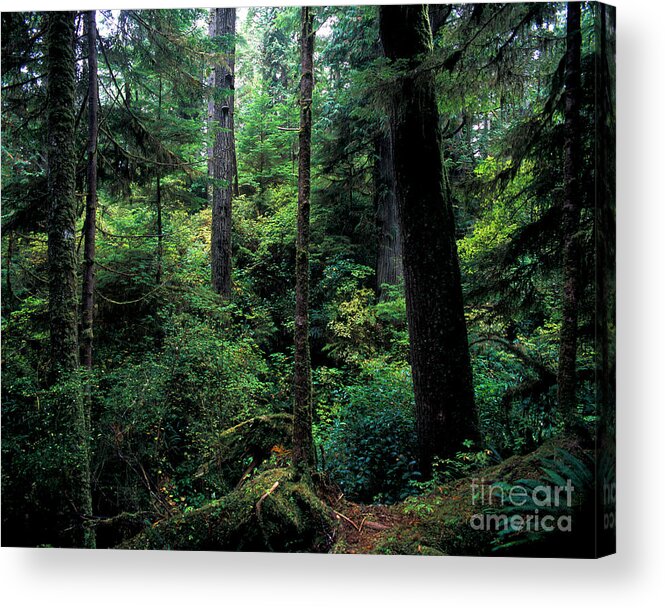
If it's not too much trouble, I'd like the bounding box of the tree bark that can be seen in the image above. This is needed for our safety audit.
[156,77,163,285]
[47,11,80,380]
[593,3,616,556]
[156,176,163,284]
[595,4,616,426]
[46,11,95,548]
[210,8,236,298]
[379,5,479,472]
[207,12,215,202]
[292,6,315,472]
[81,10,98,370]
[374,131,402,298]
[557,2,583,429]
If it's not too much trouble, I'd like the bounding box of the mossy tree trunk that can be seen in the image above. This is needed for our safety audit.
[46,11,95,548]
[81,10,98,370]
[210,8,236,298]
[292,6,315,472]
[379,5,479,472]
[557,2,583,428]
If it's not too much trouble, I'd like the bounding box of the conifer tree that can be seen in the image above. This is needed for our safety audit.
[292,6,315,471]
[557,2,583,428]
[379,5,479,471]
[46,10,95,547]
[210,8,236,297]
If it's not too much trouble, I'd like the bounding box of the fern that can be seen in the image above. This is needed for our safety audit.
[486,448,594,551]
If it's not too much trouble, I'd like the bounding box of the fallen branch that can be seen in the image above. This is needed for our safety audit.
[333,510,359,531]
[82,511,152,527]
[363,521,389,531]
[235,458,258,490]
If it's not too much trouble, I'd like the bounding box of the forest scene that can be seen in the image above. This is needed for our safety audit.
[1,3,615,556]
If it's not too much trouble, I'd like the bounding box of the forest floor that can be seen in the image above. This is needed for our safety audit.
[328,435,591,556]
[330,499,419,554]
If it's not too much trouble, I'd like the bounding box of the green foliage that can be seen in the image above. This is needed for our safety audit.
[319,259,407,364]
[487,449,594,552]
[94,304,273,515]
[409,441,501,495]
[321,360,419,504]
[1,4,613,550]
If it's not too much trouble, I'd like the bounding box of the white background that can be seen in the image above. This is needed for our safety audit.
[2,0,664,606]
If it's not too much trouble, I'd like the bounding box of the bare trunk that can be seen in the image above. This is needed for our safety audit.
[210,8,236,298]
[207,12,215,202]
[81,10,98,370]
[292,6,315,472]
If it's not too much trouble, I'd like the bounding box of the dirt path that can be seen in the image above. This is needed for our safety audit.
[330,499,419,554]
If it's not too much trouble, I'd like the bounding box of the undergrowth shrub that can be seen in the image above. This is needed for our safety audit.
[321,360,418,504]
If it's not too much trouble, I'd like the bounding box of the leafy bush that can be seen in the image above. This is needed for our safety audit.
[321,360,419,504]
[320,260,408,364]
[94,306,274,519]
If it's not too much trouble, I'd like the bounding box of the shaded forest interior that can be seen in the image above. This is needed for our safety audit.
[1,3,615,556]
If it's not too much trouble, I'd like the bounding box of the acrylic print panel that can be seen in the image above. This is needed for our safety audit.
[0,2,615,557]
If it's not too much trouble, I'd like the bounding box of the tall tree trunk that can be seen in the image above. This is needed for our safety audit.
[374,131,402,298]
[379,5,479,472]
[156,77,163,285]
[557,2,583,429]
[292,6,315,472]
[81,10,98,370]
[47,12,79,380]
[594,3,616,556]
[210,8,236,298]
[46,11,95,548]
[595,3,616,424]
[156,176,163,284]
[207,12,215,203]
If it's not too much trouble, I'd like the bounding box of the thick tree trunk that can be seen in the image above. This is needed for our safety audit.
[47,12,80,380]
[594,3,616,556]
[595,4,616,423]
[46,11,95,548]
[374,131,402,298]
[210,8,236,298]
[81,10,98,370]
[292,6,315,472]
[379,6,479,472]
[557,2,583,428]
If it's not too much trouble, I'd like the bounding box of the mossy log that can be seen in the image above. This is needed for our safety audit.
[120,467,333,552]
[195,413,293,493]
